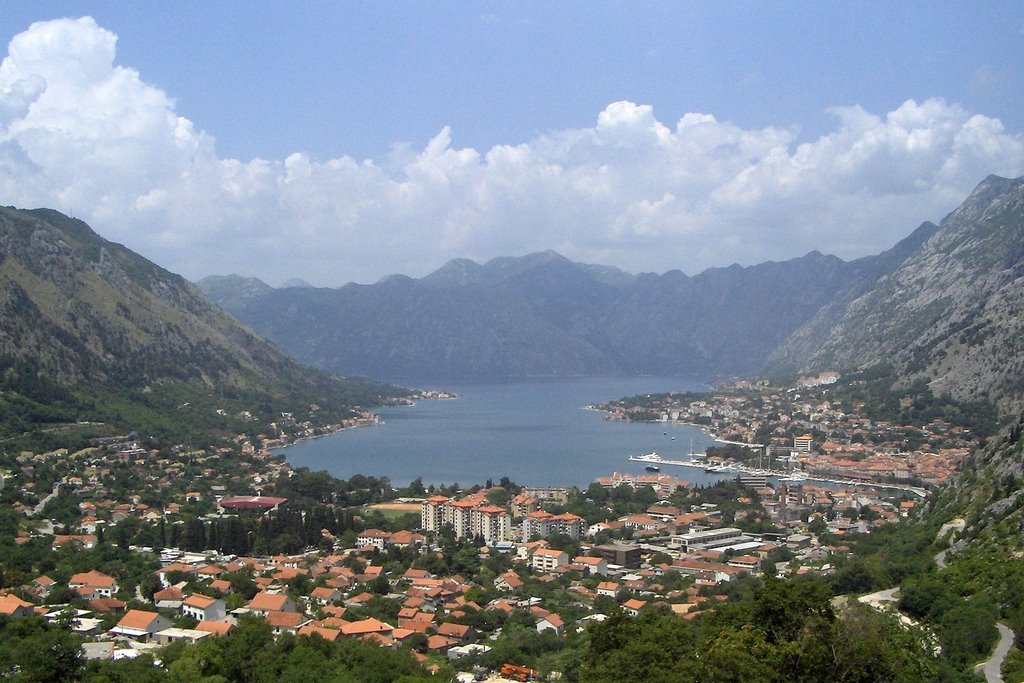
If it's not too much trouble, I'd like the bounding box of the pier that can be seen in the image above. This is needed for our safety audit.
[628,453,929,498]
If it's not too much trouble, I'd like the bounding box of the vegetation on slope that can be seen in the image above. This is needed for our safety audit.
[0,206,406,448]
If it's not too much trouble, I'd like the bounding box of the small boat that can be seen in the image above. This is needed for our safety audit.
[645,465,661,472]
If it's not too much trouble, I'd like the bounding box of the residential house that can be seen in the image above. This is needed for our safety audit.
[309,586,341,606]
[389,530,426,548]
[356,529,390,551]
[181,594,227,622]
[153,586,184,610]
[110,609,173,642]
[68,570,117,600]
[536,613,565,635]
[622,598,647,616]
[494,571,524,592]
[572,556,609,577]
[0,593,35,618]
[436,621,476,643]
[266,610,307,635]
[196,621,234,637]
[246,591,298,616]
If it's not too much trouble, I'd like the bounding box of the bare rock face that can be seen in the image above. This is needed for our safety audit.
[772,175,1024,413]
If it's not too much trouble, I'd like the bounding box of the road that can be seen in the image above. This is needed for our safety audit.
[858,519,1012,680]
[31,477,65,516]
[858,586,899,608]
[975,623,1014,683]
[934,518,965,569]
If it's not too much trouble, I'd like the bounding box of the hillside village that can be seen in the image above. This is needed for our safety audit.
[0,373,979,679]
[596,371,982,489]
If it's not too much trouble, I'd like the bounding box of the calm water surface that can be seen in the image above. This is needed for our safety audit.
[280,377,739,489]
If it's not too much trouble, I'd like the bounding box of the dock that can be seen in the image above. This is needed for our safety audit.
[627,452,929,498]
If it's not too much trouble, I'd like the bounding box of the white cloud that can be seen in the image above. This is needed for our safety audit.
[2,18,1024,285]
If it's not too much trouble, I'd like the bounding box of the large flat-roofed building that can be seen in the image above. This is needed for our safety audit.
[522,487,570,504]
[217,496,287,513]
[671,527,747,551]
[522,511,587,542]
[595,543,642,569]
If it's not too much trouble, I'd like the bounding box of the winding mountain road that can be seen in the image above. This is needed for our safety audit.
[975,623,1014,683]
[934,518,965,569]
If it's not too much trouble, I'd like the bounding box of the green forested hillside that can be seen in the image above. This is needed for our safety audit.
[0,206,405,447]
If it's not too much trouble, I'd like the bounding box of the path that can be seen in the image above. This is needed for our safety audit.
[975,623,1014,683]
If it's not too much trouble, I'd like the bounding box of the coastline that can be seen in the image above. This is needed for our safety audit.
[269,390,460,454]
[267,378,712,488]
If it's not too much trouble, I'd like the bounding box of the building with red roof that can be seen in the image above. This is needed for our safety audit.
[217,496,287,512]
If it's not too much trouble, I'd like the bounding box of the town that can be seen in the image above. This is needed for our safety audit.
[0,371,994,680]
[595,370,985,489]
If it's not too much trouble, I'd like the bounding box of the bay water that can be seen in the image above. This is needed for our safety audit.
[279,377,739,490]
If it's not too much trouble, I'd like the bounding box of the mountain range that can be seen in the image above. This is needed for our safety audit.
[0,206,402,445]
[198,232,932,381]
[197,174,1024,412]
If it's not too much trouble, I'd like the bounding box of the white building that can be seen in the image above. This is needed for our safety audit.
[531,548,569,573]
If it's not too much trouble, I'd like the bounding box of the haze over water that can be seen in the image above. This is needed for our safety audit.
[280,377,740,489]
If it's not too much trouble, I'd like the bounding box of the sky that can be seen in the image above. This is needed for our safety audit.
[1,3,1023,286]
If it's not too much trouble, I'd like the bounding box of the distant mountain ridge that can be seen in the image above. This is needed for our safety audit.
[198,236,920,382]
[199,174,1024,413]
[0,206,403,442]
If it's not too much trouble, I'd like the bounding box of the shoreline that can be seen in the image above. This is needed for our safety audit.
[268,379,729,489]
[270,390,462,454]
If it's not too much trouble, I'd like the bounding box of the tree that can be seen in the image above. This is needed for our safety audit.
[752,576,834,644]
[0,616,83,682]
[697,625,778,681]
[938,595,998,668]
[404,632,429,653]
[831,559,878,596]
[581,611,698,682]
[808,516,828,535]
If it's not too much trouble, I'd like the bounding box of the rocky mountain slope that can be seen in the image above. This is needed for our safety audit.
[199,248,908,381]
[0,206,403,442]
[925,414,1024,555]
[200,174,1024,411]
[772,175,1024,413]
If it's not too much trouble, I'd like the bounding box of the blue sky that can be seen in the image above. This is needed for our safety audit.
[1,3,1023,285]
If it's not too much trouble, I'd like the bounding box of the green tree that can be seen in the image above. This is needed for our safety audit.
[0,616,83,682]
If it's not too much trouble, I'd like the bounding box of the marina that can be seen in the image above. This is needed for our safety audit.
[626,452,929,498]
